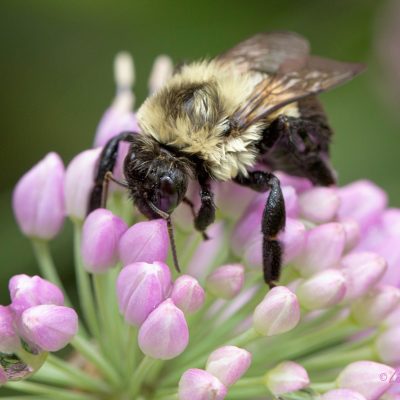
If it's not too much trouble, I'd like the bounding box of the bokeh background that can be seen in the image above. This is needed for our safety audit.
[1,0,400,305]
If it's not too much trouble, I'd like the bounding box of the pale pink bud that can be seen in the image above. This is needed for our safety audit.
[282,186,300,218]
[299,187,340,223]
[149,55,173,94]
[206,264,244,299]
[243,218,306,269]
[20,304,78,352]
[116,262,171,326]
[171,275,205,314]
[0,306,20,353]
[351,285,400,327]
[322,389,366,400]
[376,326,400,365]
[178,369,227,400]
[188,222,226,280]
[65,148,102,220]
[13,152,65,240]
[206,346,252,387]
[338,180,387,231]
[275,172,313,193]
[294,223,346,277]
[385,306,400,327]
[342,218,361,252]
[341,252,387,302]
[9,275,64,318]
[336,361,395,400]
[138,299,189,360]
[265,361,310,395]
[253,286,300,336]
[94,108,139,147]
[118,219,168,266]
[214,181,258,220]
[81,209,128,273]
[296,269,347,310]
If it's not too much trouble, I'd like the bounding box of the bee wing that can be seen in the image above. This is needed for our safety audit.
[216,31,311,73]
[216,32,365,129]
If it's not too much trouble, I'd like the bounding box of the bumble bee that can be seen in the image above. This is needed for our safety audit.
[89,32,364,288]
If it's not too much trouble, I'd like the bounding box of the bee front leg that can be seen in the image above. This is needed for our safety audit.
[88,131,137,214]
[193,178,216,240]
[235,171,286,288]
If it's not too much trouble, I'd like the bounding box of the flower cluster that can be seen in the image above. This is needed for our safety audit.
[2,52,400,400]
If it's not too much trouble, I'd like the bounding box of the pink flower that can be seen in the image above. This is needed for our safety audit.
[206,264,244,299]
[81,209,128,273]
[118,219,169,266]
[171,275,205,314]
[138,299,189,360]
[13,152,65,240]
[116,261,171,326]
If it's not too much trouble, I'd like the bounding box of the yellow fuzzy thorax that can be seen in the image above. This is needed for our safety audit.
[136,60,266,181]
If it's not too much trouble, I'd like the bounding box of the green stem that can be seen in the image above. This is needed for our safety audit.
[31,239,71,306]
[301,345,375,371]
[46,354,111,393]
[70,335,121,388]
[5,381,96,400]
[72,220,100,338]
[93,273,121,371]
[127,356,157,397]
[310,382,337,392]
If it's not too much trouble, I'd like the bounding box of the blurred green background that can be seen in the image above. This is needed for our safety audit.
[1,0,400,305]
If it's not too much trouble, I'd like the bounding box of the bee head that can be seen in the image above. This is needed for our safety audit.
[124,136,192,216]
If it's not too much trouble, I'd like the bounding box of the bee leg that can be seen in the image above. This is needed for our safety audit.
[88,131,136,214]
[193,178,216,240]
[235,172,286,288]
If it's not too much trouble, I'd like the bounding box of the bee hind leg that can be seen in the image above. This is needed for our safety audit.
[88,131,137,214]
[234,171,286,288]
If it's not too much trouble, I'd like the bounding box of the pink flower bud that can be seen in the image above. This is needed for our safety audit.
[385,306,400,327]
[351,285,400,327]
[206,264,244,299]
[296,269,347,310]
[206,346,252,387]
[244,218,306,269]
[188,222,226,280]
[341,252,387,302]
[253,286,300,336]
[116,261,171,326]
[81,209,128,273]
[9,275,64,318]
[342,218,361,252]
[275,172,313,192]
[13,152,65,240]
[338,180,387,231]
[138,299,189,360]
[20,304,78,352]
[178,369,227,400]
[171,275,205,314]
[0,306,20,353]
[118,219,168,266]
[148,55,173,94]
[265,361,310,395]
[293,223,346,277]
[282,186,300,218]
[376,326,400,365]
[94,108,139,147]
[65,148,102,220]
[299,187,340,224]
[336,361,395,400]
[322,389,367,400]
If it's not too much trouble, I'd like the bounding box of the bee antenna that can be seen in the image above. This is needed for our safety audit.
[166,216,181,273]
[147,201,181,273]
